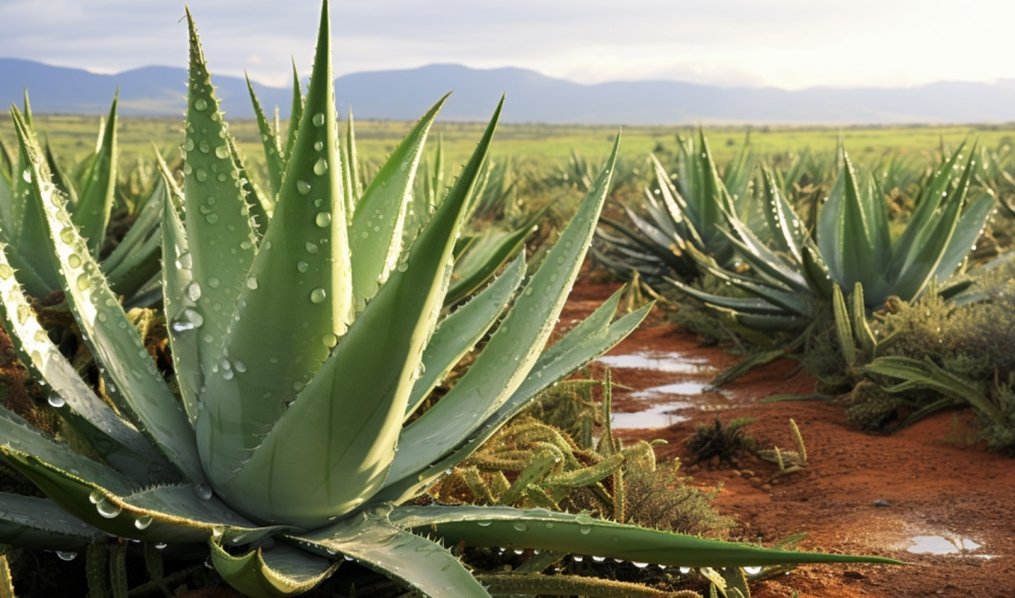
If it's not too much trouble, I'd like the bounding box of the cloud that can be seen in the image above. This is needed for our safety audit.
[1,0,1014,89]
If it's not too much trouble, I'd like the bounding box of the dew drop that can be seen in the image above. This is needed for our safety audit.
[186,282,202,302]
[55,551,77,562]
[678,567,691,574]
[512,522,528,532]
[477,521,492,527]
[194,98,208,111]
[176,252,193,269]
[195,169,208,182]
[310,288,327,303]
[155,542,168,550]
[245,277,258,290]
[297,180,312,195]
[194,484,213,500]
[322,333,338,348]
[297,261,309,273]
[744,566,763,576]
[313,158,328,175]
[68,254,82,268]
[208,277,221,289]
[579,525,592,535]
[312,113,325,126]
[314,141,324,151]
[95,498,122,519]
[134,516,153,530]
[305,241,319,254]
[47,395,66,408]
[88,489,103,504]
[171,308,204,332]
[205,213,218,224]
[0,264,12,279]
[234,361,247,373]
[215,145,230,159]
[75,274,91,291]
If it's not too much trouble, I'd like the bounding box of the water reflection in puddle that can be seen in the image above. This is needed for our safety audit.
[612,401,692,429]
[597,352,712,375]
[633,381,711,397]
[907,534,988,557]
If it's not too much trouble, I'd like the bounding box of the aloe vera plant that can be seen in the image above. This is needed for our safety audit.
[673,147,995,331]
[595,132,753,283]
[0,3,895,596]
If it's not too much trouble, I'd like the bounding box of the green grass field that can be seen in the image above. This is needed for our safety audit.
[3,114,1014,174]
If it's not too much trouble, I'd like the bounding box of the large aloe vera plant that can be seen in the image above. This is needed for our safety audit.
[674,147,995,331]
[0,96,164,303]
[0,3,894,595]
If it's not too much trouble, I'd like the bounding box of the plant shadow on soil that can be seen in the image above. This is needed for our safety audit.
[563,280,1015,598]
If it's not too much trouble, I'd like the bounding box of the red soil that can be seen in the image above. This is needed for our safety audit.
[563,280,1015,598]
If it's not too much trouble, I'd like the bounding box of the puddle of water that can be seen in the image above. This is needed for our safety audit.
[611,401,692,429]
[633,381,711,397]
[597,352,711,375]
[907,534,987,556]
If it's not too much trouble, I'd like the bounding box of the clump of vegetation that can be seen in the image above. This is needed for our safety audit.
[688,418,757,466]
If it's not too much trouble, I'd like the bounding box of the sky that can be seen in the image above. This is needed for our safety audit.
[1,0,1013,90]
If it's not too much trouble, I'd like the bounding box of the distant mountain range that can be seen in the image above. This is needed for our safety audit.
[3,57,1015,125]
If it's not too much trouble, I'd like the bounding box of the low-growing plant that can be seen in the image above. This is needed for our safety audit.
[688,418,757,466]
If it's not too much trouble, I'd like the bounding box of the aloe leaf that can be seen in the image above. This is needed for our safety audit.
[228,136,274,236]
[0,406,140,500]
[296,514,488,597]
[44,143,79,208]
[197,0,354,489]
[71,96,117,257]
[381,297,647,504]
[669,278,798,316]
[0,493,103,550]
[219,98,504,527]
[760,168,803,261]
[891,145,966,258]
[246,73,284,196]
[837,155,877,288]
[100,168,165,298]
[933,192,994,282]
[0,243,169,477]
[211,540,336,598]
[341,107,363,211]
[405,256,525,418]
[158,161,202,423]
[392,505,898,567]
[391,139,619,492]
[14,114,205,483]
[883,147,970,284]
[7,110,61,295]
[350,96,446,305]
[721,213,808,292]
[181,8,258,378]
[446,223,532,305]
[0,429,279,545]
[832,284,857,366]
[285,60,304,165]
[816,162,845,279]
[0,137,12,181]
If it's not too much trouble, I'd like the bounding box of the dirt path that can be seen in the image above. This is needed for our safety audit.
[563,281,1015,598]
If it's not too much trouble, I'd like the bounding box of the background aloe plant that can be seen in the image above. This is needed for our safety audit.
[595,132,754,284]
[0,95,165,305]
[672,146,995,331]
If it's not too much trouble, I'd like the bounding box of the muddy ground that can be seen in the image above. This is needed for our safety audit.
[564,280,1015,598]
